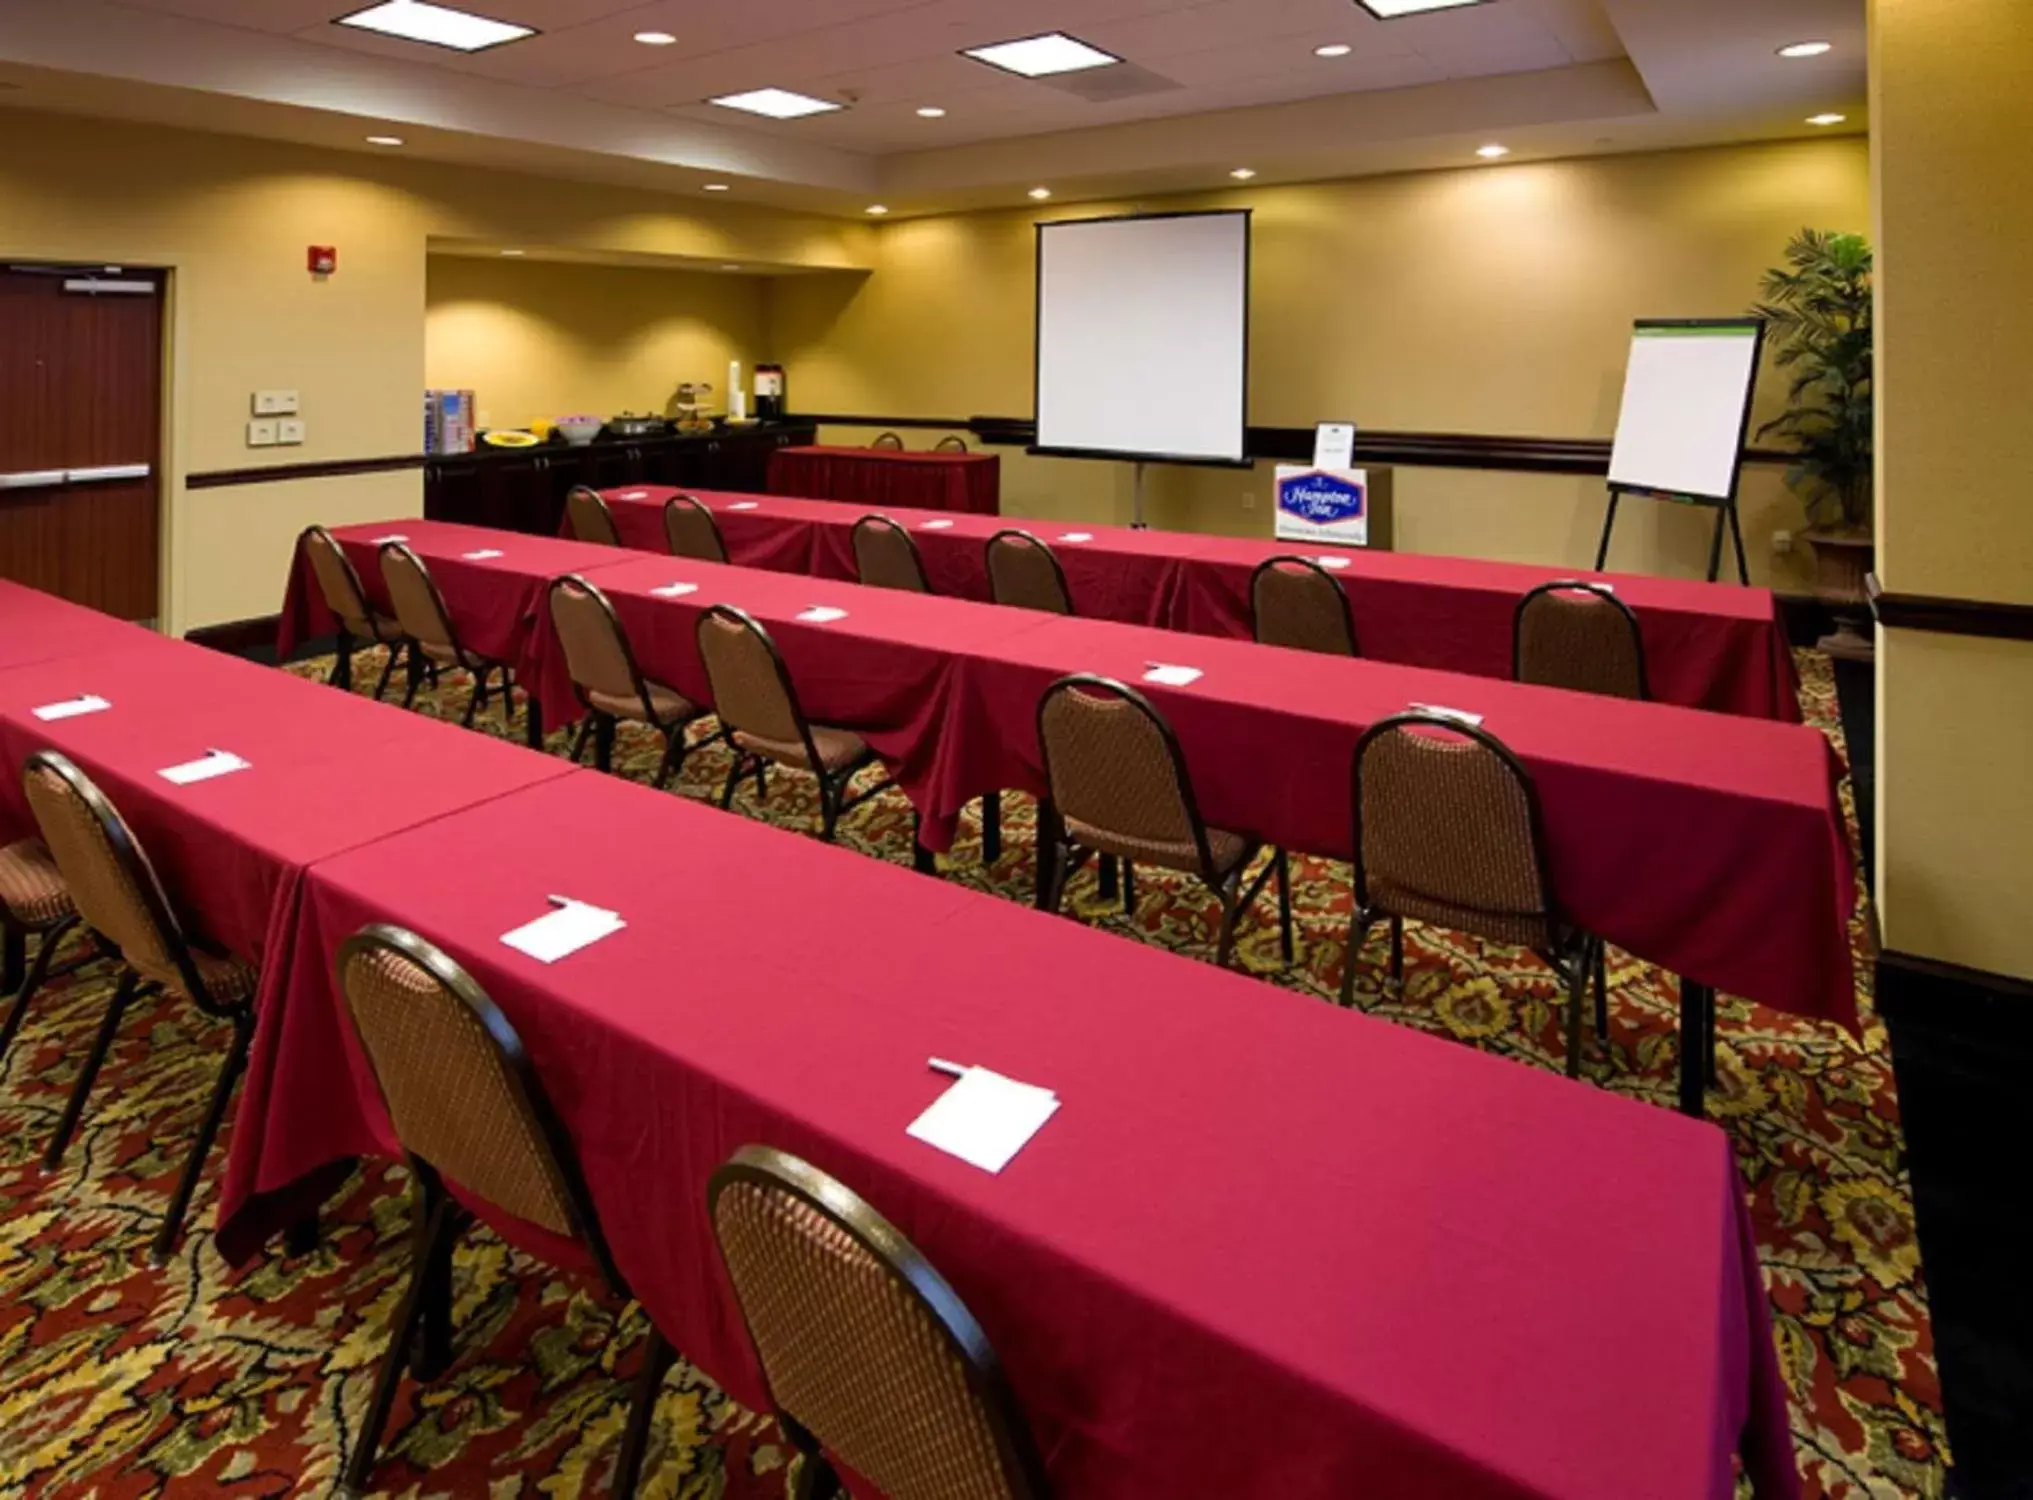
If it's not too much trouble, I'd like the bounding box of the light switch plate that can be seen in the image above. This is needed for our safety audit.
[252,390,300,416]
[247,419,279,447]
[276,418,306,445]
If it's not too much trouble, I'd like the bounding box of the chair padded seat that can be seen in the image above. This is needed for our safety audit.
[1065,819,1252,879]
[0,839,74,928]
[733,724,869,773]
[189,947,260,1008]
[587,679,696,725]
[415,639,466,667]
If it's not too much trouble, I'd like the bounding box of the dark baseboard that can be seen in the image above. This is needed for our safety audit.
[184,612,313,665]
[1878,949,2033,1014]
[1775,592,1836,648]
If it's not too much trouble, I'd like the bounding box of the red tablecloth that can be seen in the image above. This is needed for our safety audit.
[276,520,638,663]
[219,771,1797,1500]
[0,641,578,983]
[0,579,168,671]
[595,489,1801,722]
[767,445,1000,515]
[512,550,1854,1027]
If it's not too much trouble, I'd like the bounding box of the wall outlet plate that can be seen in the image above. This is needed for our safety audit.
[252,390,300,416]
[247,419,279,447]
[276,418,306,445]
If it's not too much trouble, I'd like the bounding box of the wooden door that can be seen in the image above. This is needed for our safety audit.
[0,267,164,620]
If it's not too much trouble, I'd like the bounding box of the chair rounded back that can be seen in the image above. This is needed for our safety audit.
[695,606,812,751]
[870,432,905,451]
[985,531,1072,615]
[934,435,968,453]
[1352,714,1557,952]
[21,751,205,1001]
[1036,676,1213,873]
[664,494,729,564]
[302,526,382,640]
[1512,582,1648,700]
[1250,558,1358,657]
[548,575,648,713]
[335,923,627,1293]
[379,543,460,656]
[852,515,931,593]
[708,1146,1048,1500]
[565,486,622,547]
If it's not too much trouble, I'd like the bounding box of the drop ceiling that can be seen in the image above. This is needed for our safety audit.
[0,0,1867,216]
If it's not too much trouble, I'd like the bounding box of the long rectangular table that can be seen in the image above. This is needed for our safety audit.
[0,578,167,671]
[591,486,1802,722]
[218,769,1798,1500]
[766,443,1000,515]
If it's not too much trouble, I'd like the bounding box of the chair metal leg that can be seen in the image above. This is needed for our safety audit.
[372,644,401,701]
[1340,909,1381,1007]
[152,1011,253,1264]
[460,669,485,729]
[1593,943,1609,1039]
[1098,855,1120,902]
[614,1328,674,1497]
[0,917,75,1065]
[569,716,593,765]
[498,671,517,728]
[524,697,546,751]
[1704,984,1719,1085]
[1033,803,1062,910]
[1564,952,1588,1080]
[719,754,746,811]
[652,727,684,790]
[594,715,616,773]
[1274,850,1294,963]
[330,631,355,690]
[1677,978,1712,1117]
[1389,915,1404,985]
[285,1213,320,1257]
[343,1184,456,1497]
[819,775,841,842]
[1121,860,1136,914]
[789,1447,845,1500]
[980,791,1002,863]
[43,969,140,1169]
[409,1195,458,1381]
[1214,881,1243,969]
[400,647,425,710]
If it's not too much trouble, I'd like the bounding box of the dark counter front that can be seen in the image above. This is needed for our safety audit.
[424,422,815,537]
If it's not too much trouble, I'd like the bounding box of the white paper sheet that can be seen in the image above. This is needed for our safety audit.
[1059,532,1094,543]
[1143,663,1203,687]
[1312,555,1352,571]
[919,519,955,530]
[461,548,505,561]
[370,533,408,545]
[500,899,626,964]
[650,582,699,599]
[32,694,111,722]
[158,749,251,786]
[619,490,649,500]
[907,1067,1060,1174]
[1408,703,1485,729]
[796,606,849,623]
[727,501,760,511]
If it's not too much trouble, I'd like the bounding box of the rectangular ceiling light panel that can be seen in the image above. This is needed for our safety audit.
[336,1,535,52]
[1356,0,1492,17]
[963,33,1122,78]
[708,88,844,119]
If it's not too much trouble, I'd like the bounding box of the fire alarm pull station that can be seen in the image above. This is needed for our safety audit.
[309,246,337,276]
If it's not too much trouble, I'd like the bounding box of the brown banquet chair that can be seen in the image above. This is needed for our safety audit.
[1341,713,1605,1078]
[869,431,905,451]
[22,751,258,1263]
[852,514,932,593]
[695,605,895,843]
[934,435,969,452]
[332,924,668,1499]
[548,575,709,788]
[565,484,623,547]
[708,1145,1052,1500]
[1036,675,1292,970]
[1512,580,1649,701]
[0,834,83,1069]
[985,530,1073,616]
[380,542,518,728]
[664,493,730,563]
[302,524,406,698]
[1250,557,1360,657]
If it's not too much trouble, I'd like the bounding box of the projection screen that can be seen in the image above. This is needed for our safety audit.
[1033,210,1251,465]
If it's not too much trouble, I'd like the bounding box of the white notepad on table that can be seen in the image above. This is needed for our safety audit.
[1059,532,1094,543]
[501,899,626,964]
[1143,663,1203,688]
[727,501,760,511]
[797,606,849,624]
[461,548,505,561]
[651,582,699,599]
[908,1067,1060,1174]
[1408,703,1485,729]
[370,533,408,545]
[919,519,955,530]
[33,694,111,722]
[1312,555,1351,571]
[159,750,251,786]
[619,490,649,500]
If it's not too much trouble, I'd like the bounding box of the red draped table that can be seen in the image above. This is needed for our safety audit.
[0,579,166,671]
[766,445,1000,515]
[594,488,1800,721]
[219,771,1798,1500]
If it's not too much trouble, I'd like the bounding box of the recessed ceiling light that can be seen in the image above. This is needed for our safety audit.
[499,249,524,256]
[916,106,947,119]
[1029,187,1053,201]
[702,182,731,192]
[1230,168,1258,180]
[1314,43,1353,58]
[963,33,1121,78]
[1806,113,1848,127]
[866,204,890,216]
[721,264,742,272]
[1355,0,1490,16]
[1476,144,1511,159]
[634,30,677,46]
[335,1,534,52]
[1778,41,1833,59]
[708,87,843,120]
[365,134,405,147]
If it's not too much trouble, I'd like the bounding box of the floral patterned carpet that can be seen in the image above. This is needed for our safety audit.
[0,645,1942,1498]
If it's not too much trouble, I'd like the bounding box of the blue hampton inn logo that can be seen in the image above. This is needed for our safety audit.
[1277,470,1367,524]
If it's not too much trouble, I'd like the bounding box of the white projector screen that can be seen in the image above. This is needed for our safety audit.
[1607,320,1765,503]
[1034,211,1250,465]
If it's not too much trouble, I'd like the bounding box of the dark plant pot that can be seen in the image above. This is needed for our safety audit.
[1804,528,1876,661]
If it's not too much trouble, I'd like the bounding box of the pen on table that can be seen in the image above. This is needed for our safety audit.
[928,1057,968,1079]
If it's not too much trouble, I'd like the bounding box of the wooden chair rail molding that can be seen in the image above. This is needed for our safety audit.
[1866,573,2033,642]
[790,413,1796,477]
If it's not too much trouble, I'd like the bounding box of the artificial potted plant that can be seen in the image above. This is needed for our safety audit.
[1752,228,1875,655]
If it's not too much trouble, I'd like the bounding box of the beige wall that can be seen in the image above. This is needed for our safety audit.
[1870,0,2033,981]
[0,107,872,634]
[426,256,767,433]
[770,137,1870,583]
